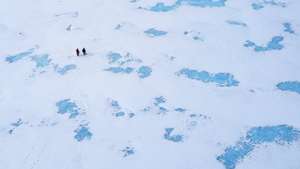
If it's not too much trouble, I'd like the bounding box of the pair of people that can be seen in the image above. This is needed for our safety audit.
[76,48,87,56]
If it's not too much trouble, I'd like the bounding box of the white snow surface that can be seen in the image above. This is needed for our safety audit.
[0,0,300,169]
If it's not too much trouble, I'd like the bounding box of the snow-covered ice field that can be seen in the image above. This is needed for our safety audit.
[0,0,300,169]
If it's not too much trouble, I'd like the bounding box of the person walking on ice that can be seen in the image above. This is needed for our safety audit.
[82,48,87,56]
[76,48,80,56]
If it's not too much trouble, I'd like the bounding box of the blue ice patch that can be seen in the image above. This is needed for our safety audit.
[252,0,286,10]
[154,96,166,106]
[119,58,140,66]
[110,100,134,118]
[122,146,135,157]
[104,67,134,74]
[283,22,295,34]
[177,68,239,87]
[137,66,152,78]
[5,48,35,63]
[150,2,180,12]
[31,54,51,68]
[56,64,77,75]
[164,128,183,142]
[128,113,135,118]
[106,52,142,66]
[193,36,201,41]
[180,0,226,7]
[217,141,255,169]
[56,99,80,119]
[115,111,125,117]
[159,107,168,114]
[142,106,151,112]
[226,20,247,27]
[251,3,264,10]
[74,125,92,142]
[144,28,168,37]
[217,125,300,169]
[111,100,121,110]
[110,100,127,117]
[244,36,284,52]
[190,114,197,118]
[277,81,300,94]
[107,52,122,64]
[149,0,226,12]
[245,125,300,144]
[175,108,186,112]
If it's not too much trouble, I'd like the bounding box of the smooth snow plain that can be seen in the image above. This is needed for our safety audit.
[0,0,300,169]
